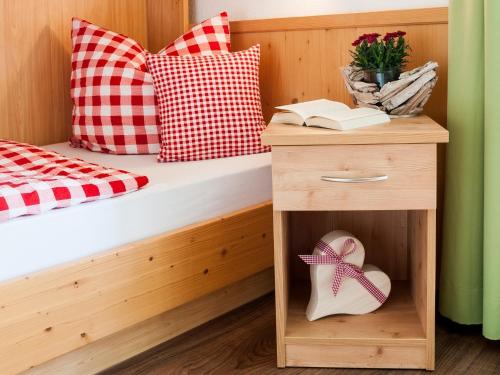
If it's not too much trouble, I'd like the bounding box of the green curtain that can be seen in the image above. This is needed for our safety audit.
[440,0,500,339]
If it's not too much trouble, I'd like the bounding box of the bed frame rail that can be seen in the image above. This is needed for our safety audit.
[0,202,274,374]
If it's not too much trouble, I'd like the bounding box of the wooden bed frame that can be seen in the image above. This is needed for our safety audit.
[1,202,274,374]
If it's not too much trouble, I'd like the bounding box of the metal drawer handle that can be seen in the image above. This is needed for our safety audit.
[321,174,388,183]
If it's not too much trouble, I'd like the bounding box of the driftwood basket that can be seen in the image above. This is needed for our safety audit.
[341,61,438,117]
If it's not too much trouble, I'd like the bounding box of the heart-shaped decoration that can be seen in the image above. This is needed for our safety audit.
[300,230,391,321]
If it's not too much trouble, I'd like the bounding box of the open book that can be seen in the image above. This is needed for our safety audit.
[270,99,390,131]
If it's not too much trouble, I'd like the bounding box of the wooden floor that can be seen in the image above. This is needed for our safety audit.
[102,293,500,375]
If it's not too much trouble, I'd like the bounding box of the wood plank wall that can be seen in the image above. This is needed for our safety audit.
[146,0,189,53]
[0,0,188,146]
[230,7,448,125]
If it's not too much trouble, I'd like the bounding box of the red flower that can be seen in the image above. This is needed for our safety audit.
[355,33,380,45]
[366,33,381,43]
[383,32,397,42]
[384,31,407,42]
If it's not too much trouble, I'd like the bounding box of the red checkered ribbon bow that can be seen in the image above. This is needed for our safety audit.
[299,239,387,304]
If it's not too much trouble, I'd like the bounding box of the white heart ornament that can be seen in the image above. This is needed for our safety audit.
[301,230,391,321]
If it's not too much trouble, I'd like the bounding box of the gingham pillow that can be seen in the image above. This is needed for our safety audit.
[160,12,230,56]
[0,140,148,221]
[71,13,231,154]
[146,44,270,162]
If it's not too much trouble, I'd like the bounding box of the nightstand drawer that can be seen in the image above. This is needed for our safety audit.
[272,144,436,211]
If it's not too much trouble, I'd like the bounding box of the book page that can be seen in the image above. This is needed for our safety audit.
[312,107,385,122]
[275,99,350,120]
[270,112,304,125]
[306,112,389,130]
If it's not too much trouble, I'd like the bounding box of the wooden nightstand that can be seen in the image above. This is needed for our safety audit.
[261,116,449,370]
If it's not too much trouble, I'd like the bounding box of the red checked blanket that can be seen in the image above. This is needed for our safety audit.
[0,140,149,221]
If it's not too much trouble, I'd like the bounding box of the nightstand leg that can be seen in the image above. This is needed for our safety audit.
[408,210,436,370]
[409,209,436,371]
[273,210,288,368]
[425,209,436,371]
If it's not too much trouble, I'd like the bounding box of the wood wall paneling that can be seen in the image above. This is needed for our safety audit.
[230,7,448,125]
[229,8,449,34]
[0,0,187,146]
[146,0,189,52]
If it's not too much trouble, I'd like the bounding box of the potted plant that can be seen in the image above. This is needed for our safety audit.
[351,31,410,88]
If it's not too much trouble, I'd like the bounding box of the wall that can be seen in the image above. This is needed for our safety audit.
[191,0,448,22]
[0,0,188,146]
[230,8,448,125]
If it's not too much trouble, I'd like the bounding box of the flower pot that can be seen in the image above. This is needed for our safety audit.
[363,68,400,88]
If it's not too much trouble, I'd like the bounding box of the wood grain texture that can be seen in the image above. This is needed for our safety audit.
[0,202,273,375]
[23,269,274,375]
[286,282,425,344]
[268,122,442,367]
[279,209,436,368]
[262,116,449,146]
[102,293,500,375]
[272,211,289,368]
[230,8,448,34]
[409,209,437,370]
[272,144,437,211]
[231,10,448,126]
[289,211,408,281]
[146,0,189,52]
[285,342,426,369]
[0,0,186,146]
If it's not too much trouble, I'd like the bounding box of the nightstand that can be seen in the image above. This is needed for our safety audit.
[261,116,449,370]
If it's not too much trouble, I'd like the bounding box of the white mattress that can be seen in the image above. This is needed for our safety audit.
[0,144,272,282]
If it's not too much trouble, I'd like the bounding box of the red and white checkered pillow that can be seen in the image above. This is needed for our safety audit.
[160,12,230,56]
[71,13,231,154]
[146,44,270,162]
[71,18,158,154]
[0,140,148,221]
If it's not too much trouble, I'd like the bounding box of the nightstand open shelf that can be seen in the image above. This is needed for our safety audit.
[286,281,425,345]
[274,209,436,369]
[263,116,448,370]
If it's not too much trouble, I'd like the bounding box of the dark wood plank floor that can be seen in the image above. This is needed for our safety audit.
[102,294,500,375]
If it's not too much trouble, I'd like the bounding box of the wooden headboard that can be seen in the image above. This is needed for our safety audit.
[231,7,448,126]
[0,0,188,146]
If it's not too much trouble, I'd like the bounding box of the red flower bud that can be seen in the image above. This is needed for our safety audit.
[383,32,399,42]
[352,39,361,46]
[397,30,406,37]
[357,33,369,42]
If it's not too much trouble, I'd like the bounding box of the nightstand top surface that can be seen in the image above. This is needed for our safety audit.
[261,115,449,146]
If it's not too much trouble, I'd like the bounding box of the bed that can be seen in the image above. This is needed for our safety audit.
[0,143,272,282]
[0,144,274,374]
[0,1,277,373]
